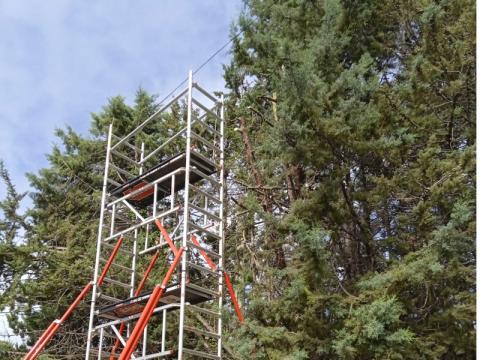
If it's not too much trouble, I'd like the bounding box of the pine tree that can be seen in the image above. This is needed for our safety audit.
[223,0,475,358]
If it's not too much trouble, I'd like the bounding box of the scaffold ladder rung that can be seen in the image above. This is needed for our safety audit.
[189,184,221,203]
[111,149,138,166]
[182,348,220,360]
[184,325,220,339]
[135,350,175,359]
[107,178,122,187]
[187,304,221,317]
[187,261,219,277]
[189,203,222,222]
[188,222,221,240]
[100,257,133,272]
[192,97,222,122]
[109,162,135,178]
[191,132,221,154]
[96,293,123,303]
[187,240,221,259]
[191,168,221,187]
[193,117,222,137]
[191,149,218,170]
[102,277,133,289]
[193,82,219,103]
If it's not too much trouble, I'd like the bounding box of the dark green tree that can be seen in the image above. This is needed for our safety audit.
[223,0,475,359]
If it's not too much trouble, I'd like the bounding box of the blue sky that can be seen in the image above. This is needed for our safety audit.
[0,0,243,201]
[0,0,243,343]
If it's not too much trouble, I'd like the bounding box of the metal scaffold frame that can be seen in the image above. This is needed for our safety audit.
[24,71,244,360]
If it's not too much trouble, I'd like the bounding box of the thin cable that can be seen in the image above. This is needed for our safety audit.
[157,30,243,105]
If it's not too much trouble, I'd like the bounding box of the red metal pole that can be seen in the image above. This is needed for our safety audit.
[97,236,124,286]
[23,236,123,360]
[191,235,217,270]
[191,235,245,323]
[223,271,244,324]
[134,250,160,297]
[118,247,184,360]
[23,322,57,360]
[154,219,179,255]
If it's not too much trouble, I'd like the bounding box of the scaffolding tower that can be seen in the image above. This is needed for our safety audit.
[24,71,243,360]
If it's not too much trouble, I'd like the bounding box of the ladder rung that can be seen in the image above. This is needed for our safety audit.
[191,168,221,188]
[111,149,138,166]
[183,348,220,360]
[97,293,123,303]
[111,134,142,152]
[193,82,219,103]
[184,325,220,339]
[103,242,134,256]
[136,350,175,359]
[107,178,122,187]
[187,283,220,298]
[110,163,135,179]
[189,203,221,222]
[103,277,132,289]
[187,241,221,259]
[187,304,221,318]
[99,258,133,272]
[139,241,168,255]
[191,150,218,171]
[188,222,221,240]
[192,97,222,121]
[187,261,218,277]
[189,185,221,204]
[191,132,221,153]
[194,118,222,137]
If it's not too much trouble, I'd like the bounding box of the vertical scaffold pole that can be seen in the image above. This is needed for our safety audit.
[85,123,113,360]
[177,70,193,359]
[217,94,225,358]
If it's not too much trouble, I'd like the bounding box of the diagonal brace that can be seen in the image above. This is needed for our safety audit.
[191,235,244,323]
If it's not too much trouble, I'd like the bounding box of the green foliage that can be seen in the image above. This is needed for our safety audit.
[223,0,475,358]
[0,340,27,359]
[333,297,415,359]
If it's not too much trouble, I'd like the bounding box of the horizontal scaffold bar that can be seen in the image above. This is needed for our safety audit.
[193,82,219,103]
[111,134,142,152]
[135,350,175,360]
[189,203,222,222]
[189,184,221,204]
[183,348,220,360]
[192,98,222,121]
[191,132,221,153]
